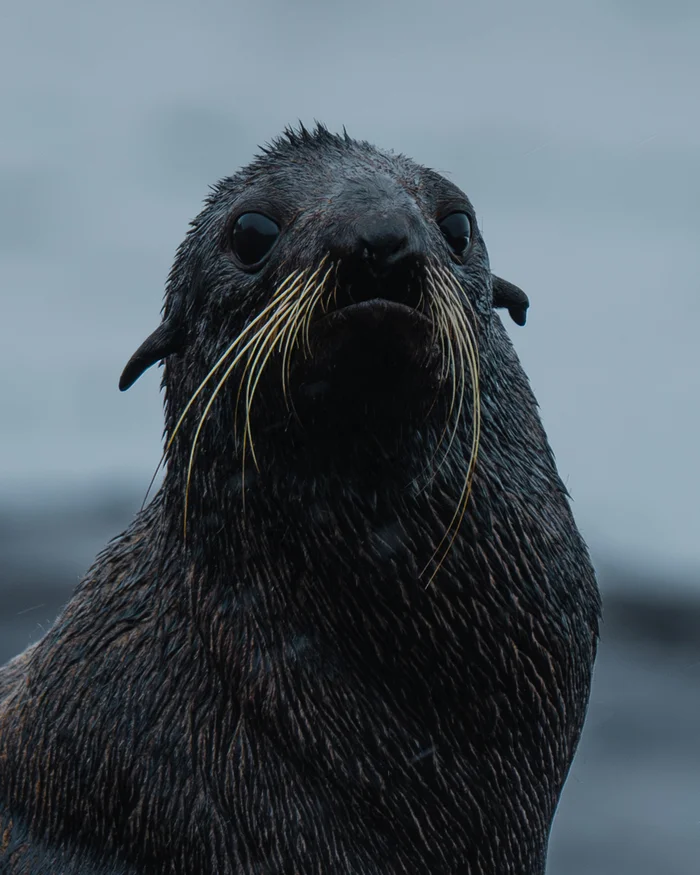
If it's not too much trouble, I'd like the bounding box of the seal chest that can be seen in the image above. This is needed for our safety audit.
[0,125,600,875]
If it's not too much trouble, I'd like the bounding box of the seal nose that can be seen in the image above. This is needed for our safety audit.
[356,216,411,269]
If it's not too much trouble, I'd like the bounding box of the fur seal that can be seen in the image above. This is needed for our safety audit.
[0,124,600,874]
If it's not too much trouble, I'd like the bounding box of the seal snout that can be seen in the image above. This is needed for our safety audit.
[356,214,412,270]
[325,211,426,314]
[329,207,422,275]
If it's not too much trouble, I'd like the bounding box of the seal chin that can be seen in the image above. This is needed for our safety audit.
[284,296,440,445]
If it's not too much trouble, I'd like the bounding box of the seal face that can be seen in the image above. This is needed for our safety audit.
[0,125,600,875]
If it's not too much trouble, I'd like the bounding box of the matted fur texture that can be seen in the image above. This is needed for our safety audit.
[0,125,600,874]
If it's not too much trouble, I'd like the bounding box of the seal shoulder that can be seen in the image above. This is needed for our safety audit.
[0,645,35,703]
[0,507,183,873]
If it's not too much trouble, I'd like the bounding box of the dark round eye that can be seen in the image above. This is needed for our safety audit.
[438,212,471,257]
[231,212,280,267]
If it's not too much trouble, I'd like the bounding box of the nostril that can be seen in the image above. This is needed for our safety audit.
[385,235,408,258]
[359,231,410,266]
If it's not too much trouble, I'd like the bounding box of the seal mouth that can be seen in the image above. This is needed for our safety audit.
[332,271,425,309]
[320,256,426,312]
[315,259,430,329]
[315,297,431,329]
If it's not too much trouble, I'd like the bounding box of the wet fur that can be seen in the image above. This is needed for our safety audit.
[0,126,599,874]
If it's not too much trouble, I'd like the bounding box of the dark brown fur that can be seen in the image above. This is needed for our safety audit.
[0,126,600,874]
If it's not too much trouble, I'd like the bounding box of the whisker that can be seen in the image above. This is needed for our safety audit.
[416,272,461,479]
[234,287,309,501]
[281,260,333,402]
[139,269,306,511]
[239,256,331,499]
[245,260,332,454]
[241,305,296,471]
[425,341,479,585]
[243,292,316,456]
[437,265,481,370]
[181,272,310,537]
[303,262,334,356]
[234,276,308,447]
[280,294,312,406]
[426,303,454,457]
[420,261,482,585]
[242,257,330,433]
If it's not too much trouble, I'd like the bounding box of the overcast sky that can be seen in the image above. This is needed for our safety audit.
[1,0,698,583]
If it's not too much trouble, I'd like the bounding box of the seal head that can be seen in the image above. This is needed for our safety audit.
[119,126,529,500]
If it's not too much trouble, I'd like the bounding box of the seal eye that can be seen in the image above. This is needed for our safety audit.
[438,212,471,257]
[231,212,280,267]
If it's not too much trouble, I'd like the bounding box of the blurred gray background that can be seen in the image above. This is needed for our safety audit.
[1,1,698,872]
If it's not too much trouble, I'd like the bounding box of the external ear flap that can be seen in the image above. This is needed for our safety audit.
[492,275,529,326]
[118,319,186,391]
